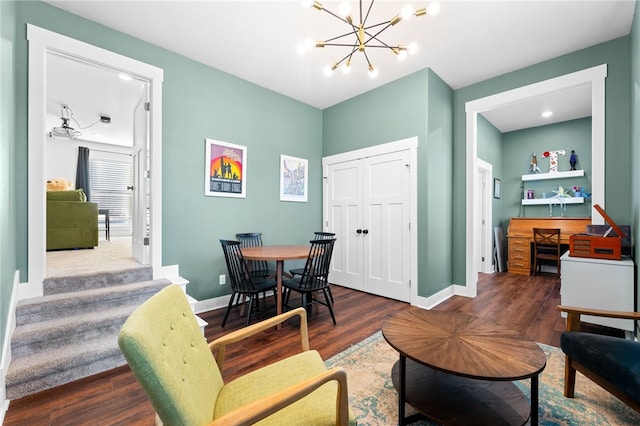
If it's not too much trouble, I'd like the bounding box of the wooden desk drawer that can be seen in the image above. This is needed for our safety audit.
[508,237,531,275]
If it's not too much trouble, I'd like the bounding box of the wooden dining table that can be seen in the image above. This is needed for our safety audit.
[241,245,310,329]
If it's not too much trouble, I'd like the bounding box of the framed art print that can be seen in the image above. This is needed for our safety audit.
[279,155,308,202]
[493,178,501,199]
[204,138,247,198]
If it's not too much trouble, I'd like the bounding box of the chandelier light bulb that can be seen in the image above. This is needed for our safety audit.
[368,65,379,79]
[338,1,351,18]
[427,2,441,16]
[397,50,408,61]
[301,0,315,7]
[341,60,352,74]
[408,42,419,55]
[400,5,415,20]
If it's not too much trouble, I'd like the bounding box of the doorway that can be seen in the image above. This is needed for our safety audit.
[25,25,164,299]
[464,65,607,296]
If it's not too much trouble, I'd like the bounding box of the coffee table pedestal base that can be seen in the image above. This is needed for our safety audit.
[392,359,530,426]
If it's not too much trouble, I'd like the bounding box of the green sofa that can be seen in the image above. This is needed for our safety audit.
[46,189,98,250]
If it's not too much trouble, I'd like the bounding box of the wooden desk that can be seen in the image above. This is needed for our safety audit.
[241,245,309,329]
[507,217,591,275]
[382,310,546,425]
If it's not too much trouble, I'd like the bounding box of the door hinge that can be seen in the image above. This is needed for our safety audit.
[144,102,150,111]
[144,237,150,246]
[409,279,411,288]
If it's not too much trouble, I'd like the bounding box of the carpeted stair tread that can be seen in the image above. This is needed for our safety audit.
[11,305,138,357]
[15,278,171,326]
[43,266,153,295]
[6,335,125,400]
[6,267,181,400]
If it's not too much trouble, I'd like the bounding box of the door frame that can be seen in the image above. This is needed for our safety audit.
[476,159,493,274]
[322,137,418,306]
[465,64,606,296]
[24,25,164,298]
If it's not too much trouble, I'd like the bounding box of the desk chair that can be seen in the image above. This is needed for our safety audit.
[290,232,336,303]
[119,285,355,425]
[532,228,561,277]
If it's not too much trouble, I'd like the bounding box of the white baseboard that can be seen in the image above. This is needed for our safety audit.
[193,294,231,315]
[416,283,475,310]
[1,271,20,422]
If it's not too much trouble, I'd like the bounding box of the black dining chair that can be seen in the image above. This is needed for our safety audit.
[283,238,337,324]
[289,232,336,303]
[220,239,277,327]
[236,232,276,279]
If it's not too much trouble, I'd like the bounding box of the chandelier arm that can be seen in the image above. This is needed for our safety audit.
[336,47,359,66]
[362,0,375,27]
[364,22,393,45]
[324,30,360,43]
[320,7,353,26]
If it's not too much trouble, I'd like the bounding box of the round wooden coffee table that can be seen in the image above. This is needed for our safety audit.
[382,310,546,425]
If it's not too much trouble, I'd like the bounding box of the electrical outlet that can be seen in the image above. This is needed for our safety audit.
[219,274,226,285]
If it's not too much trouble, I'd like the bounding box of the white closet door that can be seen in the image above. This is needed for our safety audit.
[326,160,363,290]
[362,150,411,301]
[325,149,411,302]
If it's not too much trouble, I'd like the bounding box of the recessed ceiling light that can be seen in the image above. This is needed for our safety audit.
[542,111,553,118]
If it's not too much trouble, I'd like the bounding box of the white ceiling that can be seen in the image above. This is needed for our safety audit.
[44,0,635,141]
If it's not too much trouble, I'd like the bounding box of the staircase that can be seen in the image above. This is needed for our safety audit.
[5,266,173,400]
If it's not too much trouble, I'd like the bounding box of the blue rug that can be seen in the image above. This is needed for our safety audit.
[326,331,640,425]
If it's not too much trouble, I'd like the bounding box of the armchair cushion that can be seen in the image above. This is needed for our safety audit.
[216,350,342,425]
[561,332,640,404]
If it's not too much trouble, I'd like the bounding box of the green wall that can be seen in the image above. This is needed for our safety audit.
[1,0,17,353]
[503,118,592,220]
[323,69,454,298]
[632,1,640,267]
[453,36,632,286]
[10,1,323,303]
[477,115,504,232]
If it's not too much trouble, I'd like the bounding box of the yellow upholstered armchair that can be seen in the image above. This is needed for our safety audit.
[118,285,355,425]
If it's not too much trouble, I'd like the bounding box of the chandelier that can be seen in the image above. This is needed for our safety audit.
[299,0,440,78]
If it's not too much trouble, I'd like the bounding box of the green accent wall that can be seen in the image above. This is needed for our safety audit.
[477,115,504,233]
[503,118,592,220]
[453,36,632,286]
[1,0,17,352]
[323,69,454,298]
[632,1,640,270]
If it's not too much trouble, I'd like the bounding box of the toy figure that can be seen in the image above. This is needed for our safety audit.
[530,152,541,173]
[569,150,577,170]
[543,149,566,172]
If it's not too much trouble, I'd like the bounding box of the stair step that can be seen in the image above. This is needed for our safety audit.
[15,279,171,326]
[43,266,153,295]
[6,336,125,400]
[11,305,137,357]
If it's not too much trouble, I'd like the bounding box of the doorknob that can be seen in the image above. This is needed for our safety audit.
[127,185,134,190]
[363,229,369,235]
[356,229,362,234]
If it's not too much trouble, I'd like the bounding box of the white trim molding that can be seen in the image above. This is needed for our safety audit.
[25,25,164,299]
[464,64,607,295]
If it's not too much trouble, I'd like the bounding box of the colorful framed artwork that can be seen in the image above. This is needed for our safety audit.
[279,155,308,202]
[204,138,247,198]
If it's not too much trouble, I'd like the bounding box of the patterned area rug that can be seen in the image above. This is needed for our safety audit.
[326,331,640,425]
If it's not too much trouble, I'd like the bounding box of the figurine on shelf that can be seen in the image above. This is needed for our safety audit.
[542,149,566,172]
[569,150,577,170]
[530,152,541,174]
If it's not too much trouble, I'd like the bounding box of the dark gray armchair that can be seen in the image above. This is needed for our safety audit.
[557,305,640,413]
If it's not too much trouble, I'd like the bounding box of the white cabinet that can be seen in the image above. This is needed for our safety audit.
[560,252,635,331]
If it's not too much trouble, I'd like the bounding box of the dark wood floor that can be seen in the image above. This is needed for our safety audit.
[3,271,615,425]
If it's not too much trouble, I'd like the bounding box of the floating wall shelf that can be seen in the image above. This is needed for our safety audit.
[521,170,584,181]
[521,197,586,206]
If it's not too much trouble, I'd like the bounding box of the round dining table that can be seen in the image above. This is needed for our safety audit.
[241,245,310,329]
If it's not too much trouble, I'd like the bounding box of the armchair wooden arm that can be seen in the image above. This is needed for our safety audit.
[209,307,309,371]
[209,367,350,426]
[557,305,640,332]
